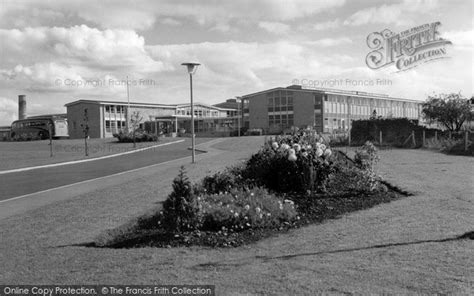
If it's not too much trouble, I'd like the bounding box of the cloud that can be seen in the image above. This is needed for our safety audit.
[0,25,166,72]
[258,21,290,35]
[0,0,346,30]
[306,37,352,47]
[300,19,341,31]
[0,97,18,126]
[444,30,474,51]
[344,0,439,26]
[159,17,182,26]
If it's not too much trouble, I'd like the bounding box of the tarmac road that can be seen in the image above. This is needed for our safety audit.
[0,138,204,201]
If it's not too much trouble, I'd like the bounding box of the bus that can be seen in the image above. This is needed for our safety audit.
[10,115,68,140]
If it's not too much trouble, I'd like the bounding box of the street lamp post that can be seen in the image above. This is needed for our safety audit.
[181,62,200,163]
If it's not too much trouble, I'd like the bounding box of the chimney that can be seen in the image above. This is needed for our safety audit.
[18,95,27,120]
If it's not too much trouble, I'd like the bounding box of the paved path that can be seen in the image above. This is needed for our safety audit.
[0,138,204,201]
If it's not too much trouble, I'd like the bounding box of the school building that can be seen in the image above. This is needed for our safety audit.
[65,99,239,139]
[240,85,422,134]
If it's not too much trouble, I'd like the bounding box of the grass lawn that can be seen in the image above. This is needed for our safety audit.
[0,137,184,171]
[0,138,472,294]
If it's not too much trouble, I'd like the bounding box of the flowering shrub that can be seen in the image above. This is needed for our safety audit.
[198,187,298,232]
[242,129,335,194]
[160,168,297,235]
[337,141,382,193]
[354,141,379,171]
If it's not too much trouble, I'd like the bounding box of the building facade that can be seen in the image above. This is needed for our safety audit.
[241,85,422,134]
[65,99,239,139]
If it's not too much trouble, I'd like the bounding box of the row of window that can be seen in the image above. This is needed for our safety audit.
[269,114,294,127]
[12,120,48,128]
[325,94,419,109]
[266,90,294,98]
[105,105,126,113]
[268,97,294,107]
[175,108,236,117]
[105,120,126,132]
[323,102,419,118]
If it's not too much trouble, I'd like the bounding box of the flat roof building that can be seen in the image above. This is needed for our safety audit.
[64,99,239,139]
[240,85,422,134]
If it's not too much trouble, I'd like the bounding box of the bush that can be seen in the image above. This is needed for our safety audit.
[443,140,473,156]
[241,129,335,194]
[200,166,246,194]
[113,130,158,143]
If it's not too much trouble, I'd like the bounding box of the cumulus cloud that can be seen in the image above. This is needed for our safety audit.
[0,25,166,72]
[344,0,440,26]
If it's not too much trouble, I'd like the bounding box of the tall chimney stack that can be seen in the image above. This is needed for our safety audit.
[18,95,27,120]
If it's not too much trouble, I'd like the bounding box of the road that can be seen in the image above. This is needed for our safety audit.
[0,138,204,201]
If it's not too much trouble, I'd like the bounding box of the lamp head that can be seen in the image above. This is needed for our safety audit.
[181,62,201,75]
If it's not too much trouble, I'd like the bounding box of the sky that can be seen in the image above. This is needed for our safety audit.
[0,0,472,125]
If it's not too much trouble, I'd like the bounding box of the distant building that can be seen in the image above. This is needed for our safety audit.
[240,85,422,134]
[65,99,239,139]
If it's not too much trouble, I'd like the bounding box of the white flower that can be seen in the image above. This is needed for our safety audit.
[271,142,279,149]
[288,148,296,155]
[316,148,323,157]
[284,199,294,205]
[288,153,297,161]
[320,144,326,150]
[234,212,239,217]
[281,143,290,150]
[244,205,250,210]
[324,148,332,157]
[302,152,308,157]
[306,145,312,150]
[256,207,261,214]
[293,144,301,152]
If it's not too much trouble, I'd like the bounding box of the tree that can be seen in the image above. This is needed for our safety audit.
[422,93,473,132]
[129,111,143,148]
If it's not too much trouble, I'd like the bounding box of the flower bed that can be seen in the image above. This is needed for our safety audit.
[95,130,408,248]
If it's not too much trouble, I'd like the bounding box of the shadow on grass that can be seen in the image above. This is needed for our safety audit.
[191,231,474,270]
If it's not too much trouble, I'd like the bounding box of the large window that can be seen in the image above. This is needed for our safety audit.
[267,90,294,129]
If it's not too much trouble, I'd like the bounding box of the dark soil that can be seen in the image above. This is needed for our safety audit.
[96,187,407,249]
